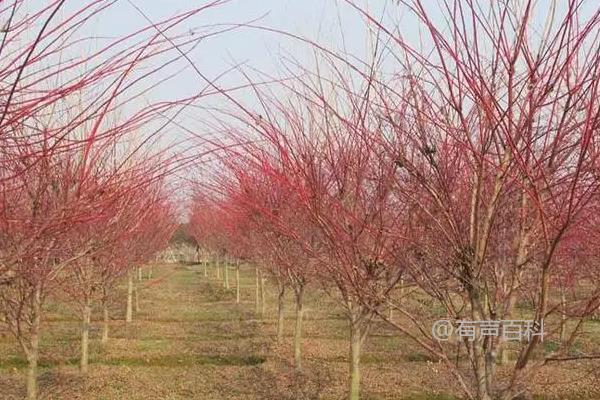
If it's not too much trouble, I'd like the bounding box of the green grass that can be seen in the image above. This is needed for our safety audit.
[543,339,583,355]
[100,354,266,367]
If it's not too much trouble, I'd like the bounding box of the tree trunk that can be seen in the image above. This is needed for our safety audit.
[80,298,92,373]
[498,280,522,365]
[471,330,492,399]
[499,209,529,366]
[138,267,142,281]
[236,263,241,304]
[348,321,363,400]
[26,283,42,400]
[467,284,493,400]
[126,271,133,323]
[102,301,109,344]
[277,284,285,342]
[484,338,497,398]
[224,260,230,289]
[293,285,304,370]
[134,283,140,312]
[26,347,38,400]
[560,285,567,343]
[255,267,260,314]
[216,256,221,280]
[260,273,266,317]
[148,265,153,279]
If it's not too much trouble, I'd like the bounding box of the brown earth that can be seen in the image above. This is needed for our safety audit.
[1,264,599,399]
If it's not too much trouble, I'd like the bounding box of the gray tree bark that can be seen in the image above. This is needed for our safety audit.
[126,271,133,323]
[236,263,240,304]
[134,283,140,312]
[348,323,363,400]
[276,284,285,342]
[293,285,304,370]
[102,302,109,344]
[255,267,260,314]
[260,272,266,317]
[80,298,92,373]
[224,260,230,289]
[25,283,42,400]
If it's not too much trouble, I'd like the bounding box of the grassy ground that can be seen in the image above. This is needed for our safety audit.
[0,263,599,399]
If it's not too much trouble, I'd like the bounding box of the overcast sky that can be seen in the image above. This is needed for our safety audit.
[15,0,594,210]
[21,0,592,137]
[57,0,398,164]
[80,1,389,101]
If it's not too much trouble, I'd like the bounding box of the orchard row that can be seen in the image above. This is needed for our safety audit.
[0,2,226,399]
[188,1,600,400]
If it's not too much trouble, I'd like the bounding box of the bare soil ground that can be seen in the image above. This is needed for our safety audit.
[1,264,599,399]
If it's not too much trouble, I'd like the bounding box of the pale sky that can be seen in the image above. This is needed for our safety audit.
[17,0,594,202]
[21,0,592,138]
[85,0,391,102]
